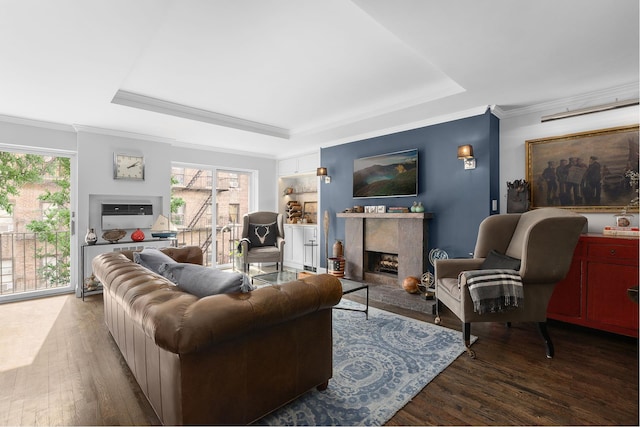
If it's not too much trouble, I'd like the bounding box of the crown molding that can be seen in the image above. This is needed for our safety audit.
[0,114,75,132]
[318,105,490,149]
[497,82,640,119]
[72,124,176,145]
[111,90,290,139]
[169,138,278,159]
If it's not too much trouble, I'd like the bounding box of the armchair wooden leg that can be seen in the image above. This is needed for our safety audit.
[463,322,476,359]
[537,321,554,359]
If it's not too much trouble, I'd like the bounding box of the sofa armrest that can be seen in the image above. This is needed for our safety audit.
[435,258,484,279]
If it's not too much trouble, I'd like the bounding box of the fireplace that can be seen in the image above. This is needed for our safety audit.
[365,251,399,286]
[336,211,432,287]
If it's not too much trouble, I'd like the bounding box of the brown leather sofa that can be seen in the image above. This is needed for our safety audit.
[91,246,343,425]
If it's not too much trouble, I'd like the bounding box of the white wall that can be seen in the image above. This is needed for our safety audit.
[0,119,277,295]
[500,99,639,233]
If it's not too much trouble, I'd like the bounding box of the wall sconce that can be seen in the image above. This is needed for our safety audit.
[457,145,476,170]
[317,167,331,183]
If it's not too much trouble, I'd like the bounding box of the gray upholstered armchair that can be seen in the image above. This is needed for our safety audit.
[240,211,285,273]
[434,208,586,358]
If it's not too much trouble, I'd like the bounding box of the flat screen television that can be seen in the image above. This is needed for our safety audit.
[353,149,418,198]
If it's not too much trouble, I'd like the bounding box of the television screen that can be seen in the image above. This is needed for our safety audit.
[353,149,418,198]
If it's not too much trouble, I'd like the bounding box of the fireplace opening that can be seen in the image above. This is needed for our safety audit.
[366,251,399,275]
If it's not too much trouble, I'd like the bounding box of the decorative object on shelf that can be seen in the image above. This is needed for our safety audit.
[507,179,530,213]
[328,257,345,277]
[402,276,420,294]
[614,213,633,227]
[285,200,302,223]
[151,214,178,238]
[415,202,425,213]
[102,229,126,243]
[428,248,449,267]
[333,239,343,258]
[303,201,317,223]
[420,272,435,299]
[622,169,639,214]
[526,124,639,212]
[283,187,294,195]
[387,206,410,213]
[131,228,145,242]
[603,225,639,236]
[84,228,97,245]
[457,144,476,170]
[113,152,145,180]
[410,201,417,212]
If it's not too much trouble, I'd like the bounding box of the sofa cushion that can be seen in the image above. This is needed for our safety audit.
[481,249,521,271]
[248,222,277,247]
[134,248,177,274]
[158,263,254,297]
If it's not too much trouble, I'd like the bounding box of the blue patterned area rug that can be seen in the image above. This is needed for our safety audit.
[256,300,475,426]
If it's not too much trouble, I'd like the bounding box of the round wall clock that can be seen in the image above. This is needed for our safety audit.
[113,153,145,180]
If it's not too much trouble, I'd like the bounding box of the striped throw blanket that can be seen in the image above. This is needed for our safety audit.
[461,269,523,314]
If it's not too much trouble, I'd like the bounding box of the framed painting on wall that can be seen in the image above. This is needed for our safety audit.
[526,125,639,212]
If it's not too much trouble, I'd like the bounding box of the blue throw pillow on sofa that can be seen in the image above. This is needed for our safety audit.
[133,248,176,274]
[248,222,277,247]
[158,263,254,297]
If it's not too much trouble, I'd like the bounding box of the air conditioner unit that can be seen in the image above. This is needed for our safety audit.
[101,203,153,229]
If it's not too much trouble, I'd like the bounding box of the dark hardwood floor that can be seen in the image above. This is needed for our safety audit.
[0,291,637,426]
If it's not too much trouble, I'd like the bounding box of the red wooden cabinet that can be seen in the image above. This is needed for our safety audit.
[548,234,639,337]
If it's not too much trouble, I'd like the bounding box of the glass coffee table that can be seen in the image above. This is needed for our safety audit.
[251,270,369,319]
[252,269,300,286]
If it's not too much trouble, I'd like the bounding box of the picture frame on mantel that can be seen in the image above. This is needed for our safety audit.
[526,125,639,212]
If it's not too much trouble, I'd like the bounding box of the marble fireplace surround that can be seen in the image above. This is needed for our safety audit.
[336,212,432,287]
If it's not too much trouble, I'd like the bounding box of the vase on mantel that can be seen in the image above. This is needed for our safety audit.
[131,228,145,242]
[415,202,425,213]
[85,228,97,245]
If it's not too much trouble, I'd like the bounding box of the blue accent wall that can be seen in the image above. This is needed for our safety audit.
[319,111,499,271]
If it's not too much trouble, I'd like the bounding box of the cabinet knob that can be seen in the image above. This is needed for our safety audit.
[610,249,616,256]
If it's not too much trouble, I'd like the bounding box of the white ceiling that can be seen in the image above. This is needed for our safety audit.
[0,0,638,158]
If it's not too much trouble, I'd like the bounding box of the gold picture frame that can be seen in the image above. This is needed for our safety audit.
[526,125,639,212]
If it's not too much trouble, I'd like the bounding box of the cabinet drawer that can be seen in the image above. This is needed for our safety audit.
[588,243,638,261]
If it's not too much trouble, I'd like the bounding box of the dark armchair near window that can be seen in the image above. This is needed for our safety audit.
[240,211,285,273]
[434,208,587,358]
